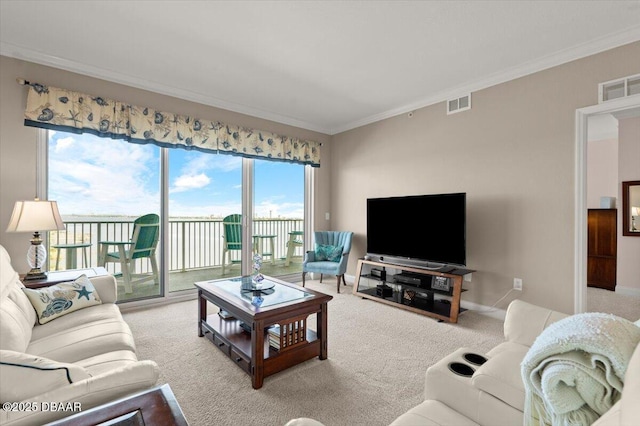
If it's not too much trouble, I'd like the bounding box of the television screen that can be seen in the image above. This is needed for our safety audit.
[366,193,466,266]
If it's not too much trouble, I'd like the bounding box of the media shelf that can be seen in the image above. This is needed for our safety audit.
[353,259,474,323]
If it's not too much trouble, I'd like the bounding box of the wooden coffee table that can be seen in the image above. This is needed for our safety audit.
[195,275,333,389]
[46,384,187,425]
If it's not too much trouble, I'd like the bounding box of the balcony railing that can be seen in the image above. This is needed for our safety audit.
[47,218,304,276]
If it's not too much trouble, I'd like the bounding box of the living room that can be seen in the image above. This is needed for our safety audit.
[1,2,640,425]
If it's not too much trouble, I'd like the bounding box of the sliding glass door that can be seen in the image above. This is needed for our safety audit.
[253,160,305,278]
[47,129,311,302]
[47,131,161,302]
[167,151,242,293]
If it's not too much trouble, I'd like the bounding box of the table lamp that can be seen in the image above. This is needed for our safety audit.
[6,198,66,280]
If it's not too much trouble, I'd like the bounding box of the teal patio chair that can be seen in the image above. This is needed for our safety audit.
[302,231,354,293]
[222,214,243,274]
[98,213,160,294]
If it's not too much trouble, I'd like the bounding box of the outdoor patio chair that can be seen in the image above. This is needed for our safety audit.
[98,213,160,294]
[222,214,243,274]
[285,230,304,266]
[302,231,354,293]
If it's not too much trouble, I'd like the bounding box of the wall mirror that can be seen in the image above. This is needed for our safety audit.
[622,180,640,236]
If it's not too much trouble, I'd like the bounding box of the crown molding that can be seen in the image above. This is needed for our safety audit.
[0,42,331,135]
[329,25,640,135]
[3,24,639,137]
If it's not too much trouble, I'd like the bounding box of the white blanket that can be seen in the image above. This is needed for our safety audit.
[521,312,640,426]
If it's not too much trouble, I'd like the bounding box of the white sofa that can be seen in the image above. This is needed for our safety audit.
[288,299,640,426]
[0,245,159,426]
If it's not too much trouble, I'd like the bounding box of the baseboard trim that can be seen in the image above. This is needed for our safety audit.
[615,286,640,298]
[460,300,508,321]
[118,291,198,313]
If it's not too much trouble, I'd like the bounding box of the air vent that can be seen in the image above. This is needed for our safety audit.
[599,73,640,103]
[447,94,471,115]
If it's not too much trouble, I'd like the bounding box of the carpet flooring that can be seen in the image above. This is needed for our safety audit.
[123,280,506,426]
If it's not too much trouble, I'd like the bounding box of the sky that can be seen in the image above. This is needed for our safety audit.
[48,131,305,218]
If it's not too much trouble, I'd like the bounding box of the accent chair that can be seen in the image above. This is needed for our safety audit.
[302,231,354,293]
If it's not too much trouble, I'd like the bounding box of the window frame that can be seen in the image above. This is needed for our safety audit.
[39,129,314,308]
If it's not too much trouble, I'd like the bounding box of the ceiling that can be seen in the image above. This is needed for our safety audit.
[1,1,639,135]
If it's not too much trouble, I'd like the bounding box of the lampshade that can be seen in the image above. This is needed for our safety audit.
[6,199,66,280]
[6,199,65,233]
[632,207,640,217]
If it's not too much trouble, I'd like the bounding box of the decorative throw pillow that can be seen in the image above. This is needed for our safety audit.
[0,350,90,402]
[314,244,343,262]
[22,275,102,324]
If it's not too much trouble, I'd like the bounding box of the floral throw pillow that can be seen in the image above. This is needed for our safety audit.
[315,244,343,262]
[23,275,102,324]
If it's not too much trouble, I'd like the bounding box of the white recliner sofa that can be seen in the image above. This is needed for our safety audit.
[288,299,640,426]
[0,244,159,426]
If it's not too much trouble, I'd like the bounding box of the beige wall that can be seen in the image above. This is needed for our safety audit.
[587,138,618,209]
[617,116,640,294]
[2,42,639,313]
[330,42,640,314]
[0,56,331,272]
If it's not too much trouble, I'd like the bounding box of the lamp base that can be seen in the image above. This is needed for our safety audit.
[23,268,47,281]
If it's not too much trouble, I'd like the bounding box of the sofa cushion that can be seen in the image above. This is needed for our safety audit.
[28,315,136,363]
[0,285,38,352]
[0,360,160,426]
[390,400,480,426]
[0,350,90,403]
[472,346,529,411]
[23,275,102,324]
[0,247,37,352]
[503,299,567,347]
[485,340,527,358]
[30,303,123,342]
[75,349,139,376]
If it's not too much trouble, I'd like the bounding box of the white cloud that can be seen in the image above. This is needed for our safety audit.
[49,136,160,216]
[254,200,303,219]
[170,173,211,193]
[54,136,75,152]
[181,152,241,174]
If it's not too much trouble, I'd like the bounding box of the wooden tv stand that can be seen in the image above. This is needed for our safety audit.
[353,259,473,323]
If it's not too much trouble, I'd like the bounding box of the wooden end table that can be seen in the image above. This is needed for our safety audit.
[195,275,332,389]
[20,267,109,289]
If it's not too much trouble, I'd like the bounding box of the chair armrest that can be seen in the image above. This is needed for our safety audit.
[304,251,316,263]
[504,299,568,347]
[90,275,118,304]
[0,360,159,426]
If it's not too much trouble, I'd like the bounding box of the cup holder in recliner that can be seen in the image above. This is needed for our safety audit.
[448,362,475,377]
[463,353,488,366]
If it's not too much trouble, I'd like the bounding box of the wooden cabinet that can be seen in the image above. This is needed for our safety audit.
[587,209,617,291]
[353,259,472,323]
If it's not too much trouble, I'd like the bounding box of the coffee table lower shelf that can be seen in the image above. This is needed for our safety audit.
[201,314,321,382]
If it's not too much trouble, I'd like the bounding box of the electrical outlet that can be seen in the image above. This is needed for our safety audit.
[513,278,523,291]
[464,273,472,282]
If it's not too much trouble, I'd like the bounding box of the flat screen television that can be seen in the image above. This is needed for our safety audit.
[366,193,466,267]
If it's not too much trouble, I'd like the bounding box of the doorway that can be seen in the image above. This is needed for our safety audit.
[575,97,640,313]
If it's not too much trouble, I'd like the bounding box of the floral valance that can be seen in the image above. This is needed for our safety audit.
[23,82,321,167]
